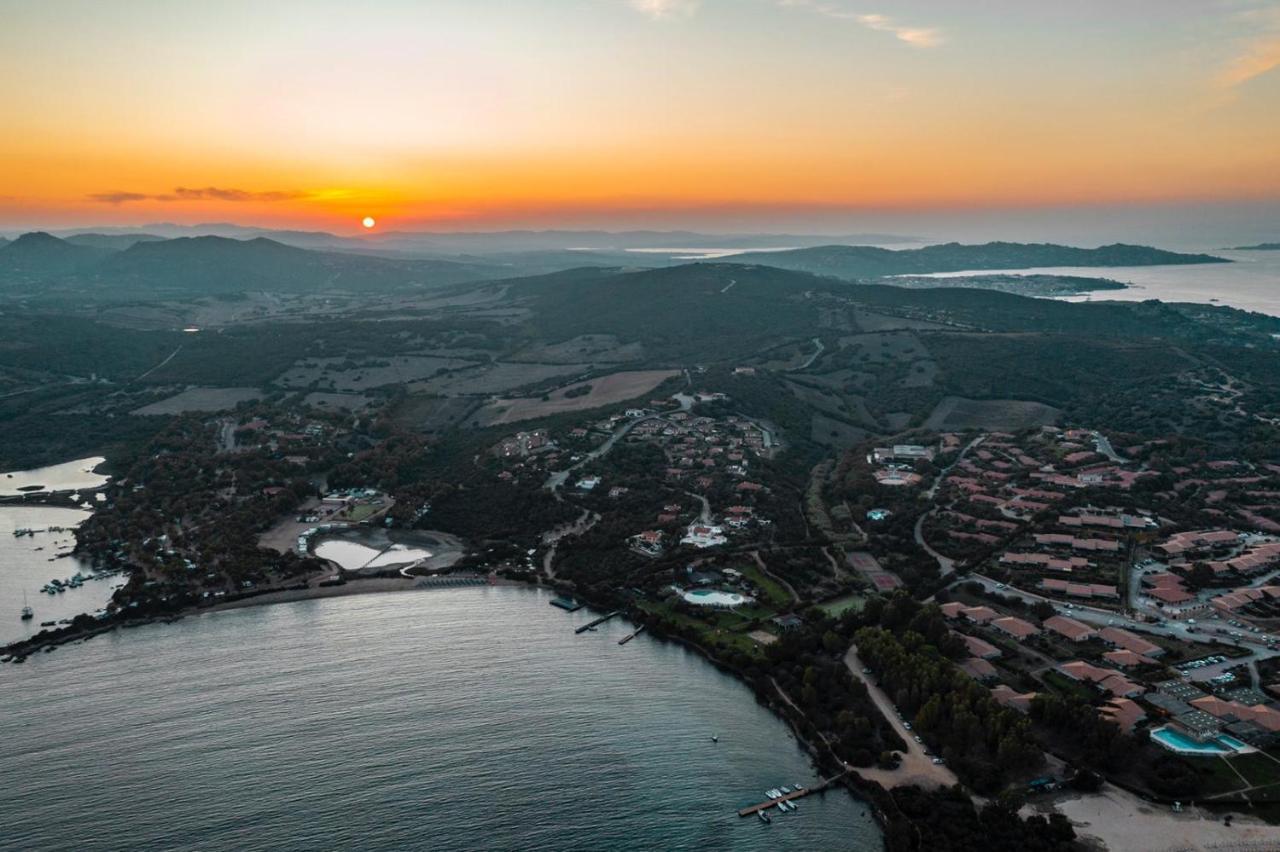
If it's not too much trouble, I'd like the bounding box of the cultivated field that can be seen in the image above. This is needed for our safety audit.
[132,387,262,415]
[477,369,680,425]
[924,396,1062,431]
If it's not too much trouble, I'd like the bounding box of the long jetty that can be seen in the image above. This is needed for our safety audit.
[618,625,646,645]
[736,771,849,817]
[575,611,622,634]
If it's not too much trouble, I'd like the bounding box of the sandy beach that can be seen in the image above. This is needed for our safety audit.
[1028,784,1280,851]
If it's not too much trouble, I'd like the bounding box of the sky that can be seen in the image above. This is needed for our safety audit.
[2,0,1279,239]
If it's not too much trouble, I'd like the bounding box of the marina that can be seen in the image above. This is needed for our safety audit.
[737,773,847,817]
[575,610,622,634]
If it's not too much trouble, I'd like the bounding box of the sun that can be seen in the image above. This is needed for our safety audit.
[361,216,376,229]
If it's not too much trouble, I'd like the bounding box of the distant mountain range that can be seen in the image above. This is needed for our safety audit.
[719,242,1228,279]
[0,232,503,297]
[0,231,1231,302]
[1229,242,1280,251]
[13,224,921,257]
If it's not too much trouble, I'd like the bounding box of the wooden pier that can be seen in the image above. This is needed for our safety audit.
[736,772,848,817]
[575,610,622,634]
[618,625,646,645]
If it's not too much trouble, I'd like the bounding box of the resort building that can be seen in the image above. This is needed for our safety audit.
[991,616,1039,640]
[1043,615,1096,643]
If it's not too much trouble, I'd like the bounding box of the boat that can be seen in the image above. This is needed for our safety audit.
[40,621,56,627]
[780,786,792,794]
[766,789,781,799]
[794,782,805,790]
[21,592,34,620]
[758,810,771,824]
[778,801,793,812]
[710,735,718,743]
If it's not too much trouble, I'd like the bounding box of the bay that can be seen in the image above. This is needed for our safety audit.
[1,586,882,852]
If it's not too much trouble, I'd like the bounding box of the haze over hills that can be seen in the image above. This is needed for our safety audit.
[1230,242,1280,251]
[0,233,503,297]
[0,230,1238,305]
[721,242,1228,279]
[18,224,921,257]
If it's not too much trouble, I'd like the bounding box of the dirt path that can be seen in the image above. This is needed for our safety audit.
[135,344,183,382]
[541,509,598,579]
[843,645,961,790]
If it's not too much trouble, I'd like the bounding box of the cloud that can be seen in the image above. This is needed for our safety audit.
[777,2,943,47]
[628,0,699,19]
[89,187,306,204]
[1217,3,1280,88]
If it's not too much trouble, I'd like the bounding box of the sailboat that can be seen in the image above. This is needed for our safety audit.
[21,591,34,620]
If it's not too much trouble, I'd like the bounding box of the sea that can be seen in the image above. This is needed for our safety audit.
[1,587,882,852]
[898,249,1280,317]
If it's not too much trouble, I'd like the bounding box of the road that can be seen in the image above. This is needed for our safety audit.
[963,573,1280,672]
[914,434,987,576]
[135,344,183,382]
[843,645,960,790]
[792,337,825,371]
[544,394,694,491]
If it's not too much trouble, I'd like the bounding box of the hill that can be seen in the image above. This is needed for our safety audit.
[0,232,113,279]
[1230,242,1280,251]
[63,233,167,251]
[0,234,507,297]
[720,241,1227,279]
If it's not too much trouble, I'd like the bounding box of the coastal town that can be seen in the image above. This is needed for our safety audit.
[3,240,1280,851]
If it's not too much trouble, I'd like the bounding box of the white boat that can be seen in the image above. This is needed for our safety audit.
[780,786,792,794]
[766,789,780,799]
[758,810,771,824]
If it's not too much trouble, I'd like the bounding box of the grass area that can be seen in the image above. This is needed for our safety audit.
[819,594,867,617]
[742,563,791,609]
[341,503,382,522]
[1191,757,1249,796]
[1230,752,1280,787]
[636,599,765,657]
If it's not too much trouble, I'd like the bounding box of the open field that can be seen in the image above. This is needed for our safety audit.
[853,309,954,332]
[275,355,480,391]
[811,414,871,449]
[477,369,680,426]
[132,386,262,415]
[407,361,588,395]
[302,392,372,410]
[923,395,1062,431]
[392,395,482,432]
[509,334,644,364]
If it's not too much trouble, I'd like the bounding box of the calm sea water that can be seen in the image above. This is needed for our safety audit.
[915,249,1280,317]
[2,587,881,852]
[0,505,121,644]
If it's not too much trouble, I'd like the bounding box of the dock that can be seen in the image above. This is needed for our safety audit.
[575,610,622,634]
[618,625,646,645]
[550,596,584,612]
[736,772,848,817]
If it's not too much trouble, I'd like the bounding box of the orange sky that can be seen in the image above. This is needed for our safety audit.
[2,1,1278,233]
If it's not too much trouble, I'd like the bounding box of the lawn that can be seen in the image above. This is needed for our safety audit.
[637,599,765,657]
[819,594,867,617]
[741,563,790,609]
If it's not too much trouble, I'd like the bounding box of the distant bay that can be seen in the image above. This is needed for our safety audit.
[912,249,1280,317]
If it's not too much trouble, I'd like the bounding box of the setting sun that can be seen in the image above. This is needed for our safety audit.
[361,216,376,229]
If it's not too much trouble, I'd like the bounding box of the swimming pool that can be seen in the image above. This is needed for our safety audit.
[1150,725,1250,755]
[681,589,752,608]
